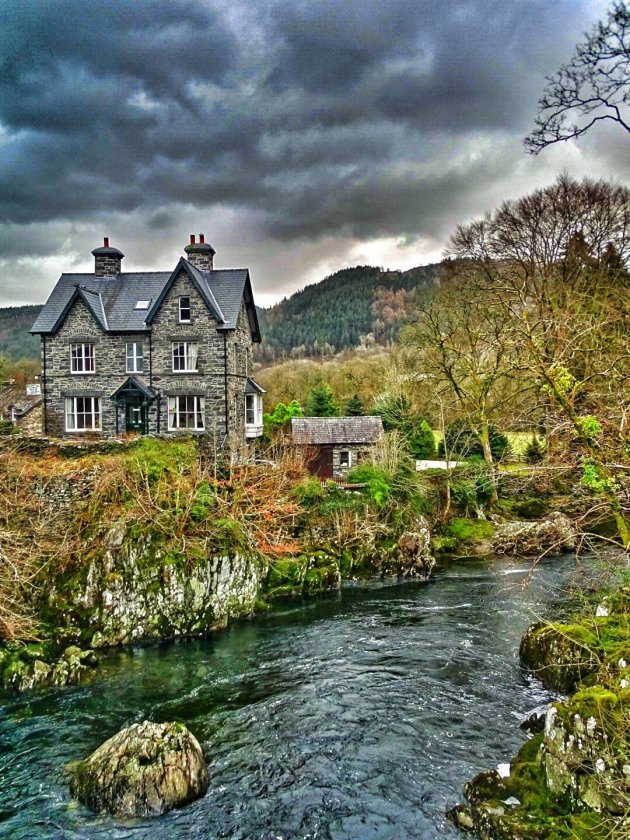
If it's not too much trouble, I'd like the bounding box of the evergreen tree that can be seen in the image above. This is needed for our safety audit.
[344,393,365,416]
[306,383,340,417]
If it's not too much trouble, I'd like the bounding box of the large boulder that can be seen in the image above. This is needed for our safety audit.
[386,518,435,580]
[70,720,208,817]
[491,511,577,557]
[520,621,599,693]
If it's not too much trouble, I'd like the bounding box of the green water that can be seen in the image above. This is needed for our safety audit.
[0,556,577,839]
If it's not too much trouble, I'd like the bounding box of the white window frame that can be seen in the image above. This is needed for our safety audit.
[65,396,101,432]
[245,394,256,426]
[167,395,205,431]
[339,450,351,468]
[126,342,143,373]
[179,296,191,323]
[171,341,199,373]
[70,343,95,374]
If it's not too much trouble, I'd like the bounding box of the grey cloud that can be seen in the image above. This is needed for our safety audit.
[0,0,626,307]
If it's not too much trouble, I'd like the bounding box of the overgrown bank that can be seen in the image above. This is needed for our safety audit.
[449,584,630,838]
[0,435,437,690]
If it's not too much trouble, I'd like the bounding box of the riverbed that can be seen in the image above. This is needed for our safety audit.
[0,555,580,839]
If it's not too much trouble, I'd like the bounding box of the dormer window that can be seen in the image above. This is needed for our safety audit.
[179,296,191,323]
[134,300,150,310]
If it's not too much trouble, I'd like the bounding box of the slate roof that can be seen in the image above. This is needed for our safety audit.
[31,259,260,340]
[244,377,266,395]
[291,416,384,445]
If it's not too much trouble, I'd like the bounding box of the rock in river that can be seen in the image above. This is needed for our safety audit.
[70,720,208,817]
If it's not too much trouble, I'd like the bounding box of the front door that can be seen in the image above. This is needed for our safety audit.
[125,397,146,434]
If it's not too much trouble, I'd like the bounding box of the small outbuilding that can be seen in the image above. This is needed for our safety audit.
[291,416,384,479]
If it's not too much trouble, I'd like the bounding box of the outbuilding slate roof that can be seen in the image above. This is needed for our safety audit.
[30,259,260,340]
[291,416,384,446]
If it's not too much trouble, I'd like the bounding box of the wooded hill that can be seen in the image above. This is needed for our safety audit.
[0,305,41,362]
[256,263,441,361]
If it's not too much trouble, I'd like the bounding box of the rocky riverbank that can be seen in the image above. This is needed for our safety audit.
[448,586,630,839]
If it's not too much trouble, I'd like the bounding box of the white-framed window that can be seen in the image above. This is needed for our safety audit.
[245,394,255,425]
[167,395,205,430]
[244,393,263,438]
[65,396,101,431]
[134,300,150,310]
[172,341,198,372]
[179,296,191,323]
[126,342,143,373]
[339,450,351,468]
[70,343,95,374]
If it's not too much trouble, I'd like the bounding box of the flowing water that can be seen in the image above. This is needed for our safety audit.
[0,556,580,840]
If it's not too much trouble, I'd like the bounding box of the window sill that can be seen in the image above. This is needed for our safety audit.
[65,429,102,434]
[167,428,205,434]
[70,371,95,375]
[170,370,200,375]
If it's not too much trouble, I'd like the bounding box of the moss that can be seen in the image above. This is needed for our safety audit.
[303,565,339,595]
[441,517,495,544]
[267,556,308,589]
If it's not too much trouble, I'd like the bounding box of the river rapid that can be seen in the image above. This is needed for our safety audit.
[0,555,579,840]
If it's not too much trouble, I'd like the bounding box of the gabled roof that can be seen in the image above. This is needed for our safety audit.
[145,258,224,326]
[31,258,261,341]
[291,416,384,445]
[110,376,157,402]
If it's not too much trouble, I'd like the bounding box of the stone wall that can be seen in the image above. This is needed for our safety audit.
[331,444,369,476]
[16,403,42,436]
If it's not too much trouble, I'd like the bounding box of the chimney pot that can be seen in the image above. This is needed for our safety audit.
[104,237,109,248]
[190,234,196,245]
[199,233,205,243]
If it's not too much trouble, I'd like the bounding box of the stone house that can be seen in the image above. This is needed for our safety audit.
[291,416,384,479]
[31,236,264,457]
[0,381,43,435]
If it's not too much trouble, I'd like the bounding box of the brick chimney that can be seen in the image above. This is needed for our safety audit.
[91,237,124,276]
[184,233,215,271]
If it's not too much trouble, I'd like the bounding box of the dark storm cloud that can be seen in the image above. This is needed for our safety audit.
[0,0,625,300]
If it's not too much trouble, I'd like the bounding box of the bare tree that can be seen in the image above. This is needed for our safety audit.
[525,1,630,153]
[448,176,630,547]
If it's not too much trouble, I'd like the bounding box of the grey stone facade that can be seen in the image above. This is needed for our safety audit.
[34,239,263,458]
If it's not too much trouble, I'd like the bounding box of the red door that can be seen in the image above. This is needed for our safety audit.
[310,447,333,478]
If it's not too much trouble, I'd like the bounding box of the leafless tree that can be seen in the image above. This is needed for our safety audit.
[525,1,630,153]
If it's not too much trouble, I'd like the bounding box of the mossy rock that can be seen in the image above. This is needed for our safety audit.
[511,497,550,520]
[442,517,495,544]
[69,720,208,817]
[267,556,308,589]
[303,565,341,595]
[520,622,599,693]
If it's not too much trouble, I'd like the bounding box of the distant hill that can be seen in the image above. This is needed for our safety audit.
[256,263,441,360]
[0,305,42,362]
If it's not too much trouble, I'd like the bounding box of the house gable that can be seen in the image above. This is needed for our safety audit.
[46,286,108,336]
[145,259,225,327]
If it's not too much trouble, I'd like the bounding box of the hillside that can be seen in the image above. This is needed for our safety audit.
[0,305,42,362]
[256,263,441,360]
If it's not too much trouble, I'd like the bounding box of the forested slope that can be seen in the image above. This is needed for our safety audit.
[0,305,41,362]
[256,263,441,360]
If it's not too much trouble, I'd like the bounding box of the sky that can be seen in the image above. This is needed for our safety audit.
[0,0,628,308]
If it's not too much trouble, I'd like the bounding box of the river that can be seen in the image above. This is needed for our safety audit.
[0,555,579,839]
